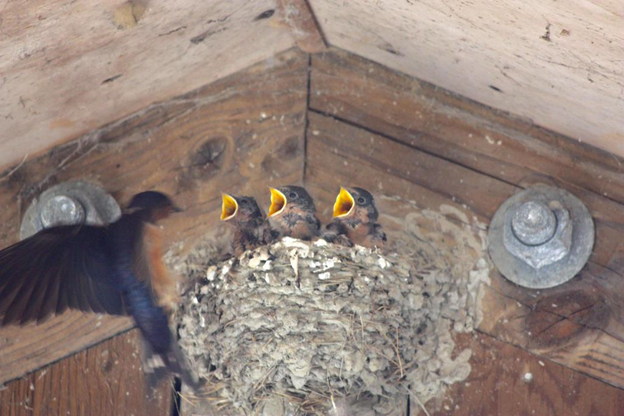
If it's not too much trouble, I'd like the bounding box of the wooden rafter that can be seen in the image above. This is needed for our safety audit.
[278,0,328,53]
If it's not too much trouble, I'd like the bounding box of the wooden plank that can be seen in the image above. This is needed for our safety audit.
[0,313,132,388]
[411,332,624,416]
[306,112,514,224]
[278,0,327,53]
[0,0,295,171]
[310,48,624,268]
[305,111,623,269]
[310,0,624,158]
[0,48,308,384]
[309,49,624,207]
[0,330,172,416]
[477,264,624,389]
[305,111,624,392]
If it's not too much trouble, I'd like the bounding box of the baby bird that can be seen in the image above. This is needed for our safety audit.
[221,194,277,256]
[323,187,386,249]
[267,186,321,240]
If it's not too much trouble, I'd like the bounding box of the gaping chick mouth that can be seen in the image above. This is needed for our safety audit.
[333,187,355,217]
[268,188,287,217]
[221,194,238,221]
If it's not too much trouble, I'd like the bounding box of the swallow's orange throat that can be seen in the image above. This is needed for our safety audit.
[221,194,238,221]
[268,188,287,217]
[333,187,355,217]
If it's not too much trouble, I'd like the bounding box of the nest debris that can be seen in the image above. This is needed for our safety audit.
[173,207,490,415]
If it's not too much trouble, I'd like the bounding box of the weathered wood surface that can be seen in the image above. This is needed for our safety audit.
[310,0,624,158]
[306,110,511,225]
[478,266,624,389]
[309,49,624,205]
[0,0,295,171]
[310,50,624,267]
[0,48,308,385]
[305,101,624,392]
[0,313,133,388]
[305,110,622,271]
[0,330,173,416]
[411,332,624,416]
[278,0,327,53]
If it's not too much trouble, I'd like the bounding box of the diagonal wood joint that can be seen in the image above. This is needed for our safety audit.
[277,0,328,53]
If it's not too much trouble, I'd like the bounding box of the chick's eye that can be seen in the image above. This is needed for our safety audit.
[357,197,366,204]
[240,200,248,205]
[289,192,298,199]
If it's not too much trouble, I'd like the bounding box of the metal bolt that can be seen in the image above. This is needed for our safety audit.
[488,185,594,289]
[511,201,556,246]
[20,181,122,240]
[40,195,86,228]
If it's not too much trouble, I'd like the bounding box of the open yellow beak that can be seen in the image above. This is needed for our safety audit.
[268,187,287,217]
[333,187,355,217]
[221,194,238,221]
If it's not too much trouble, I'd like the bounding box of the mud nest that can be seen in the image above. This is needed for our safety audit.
[174,208,490,415]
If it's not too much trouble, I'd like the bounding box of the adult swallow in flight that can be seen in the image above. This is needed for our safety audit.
[323,187,386,249]
[267,186,321,240]
[221,194,278,256]
[0,191,199,389]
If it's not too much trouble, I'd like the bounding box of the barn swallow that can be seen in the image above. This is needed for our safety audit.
[0,191,199,389]
[221,194,278,256]
[267,186,321,240]
[323,187,386,248]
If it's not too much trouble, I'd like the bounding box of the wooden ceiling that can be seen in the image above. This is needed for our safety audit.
[0,0,294,170]
[309,0,624,157]
[1,0,622,170]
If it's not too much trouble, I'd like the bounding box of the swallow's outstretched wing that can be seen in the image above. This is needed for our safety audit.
[0,225,127,326]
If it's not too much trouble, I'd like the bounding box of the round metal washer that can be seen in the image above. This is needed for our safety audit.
[488,185,594,289]
[20,181,121,240]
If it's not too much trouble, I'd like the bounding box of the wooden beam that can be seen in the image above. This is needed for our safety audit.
[304,110,622,270]
[278,0,328,53]
[478,276,624,389]
[0,330,172,416]
[0,48,308,385]
[310,49,624,207]
[411,333,624,415]
[0,0,295,171]
[310,0,624,158]
[309,49,624,268]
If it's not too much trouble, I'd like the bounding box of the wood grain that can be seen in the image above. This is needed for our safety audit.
[0,48,308,384]
[278,0,327,53]
[478,265,624,389]
[309,49,624,207]
[0,0,295,171]
[0,329,173,416]
[305,112,513,225]
[304,110,624,392]
[305,111,622,270]
[411,332,624,416]
[309,48,624,270]
[310,0,624,158]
